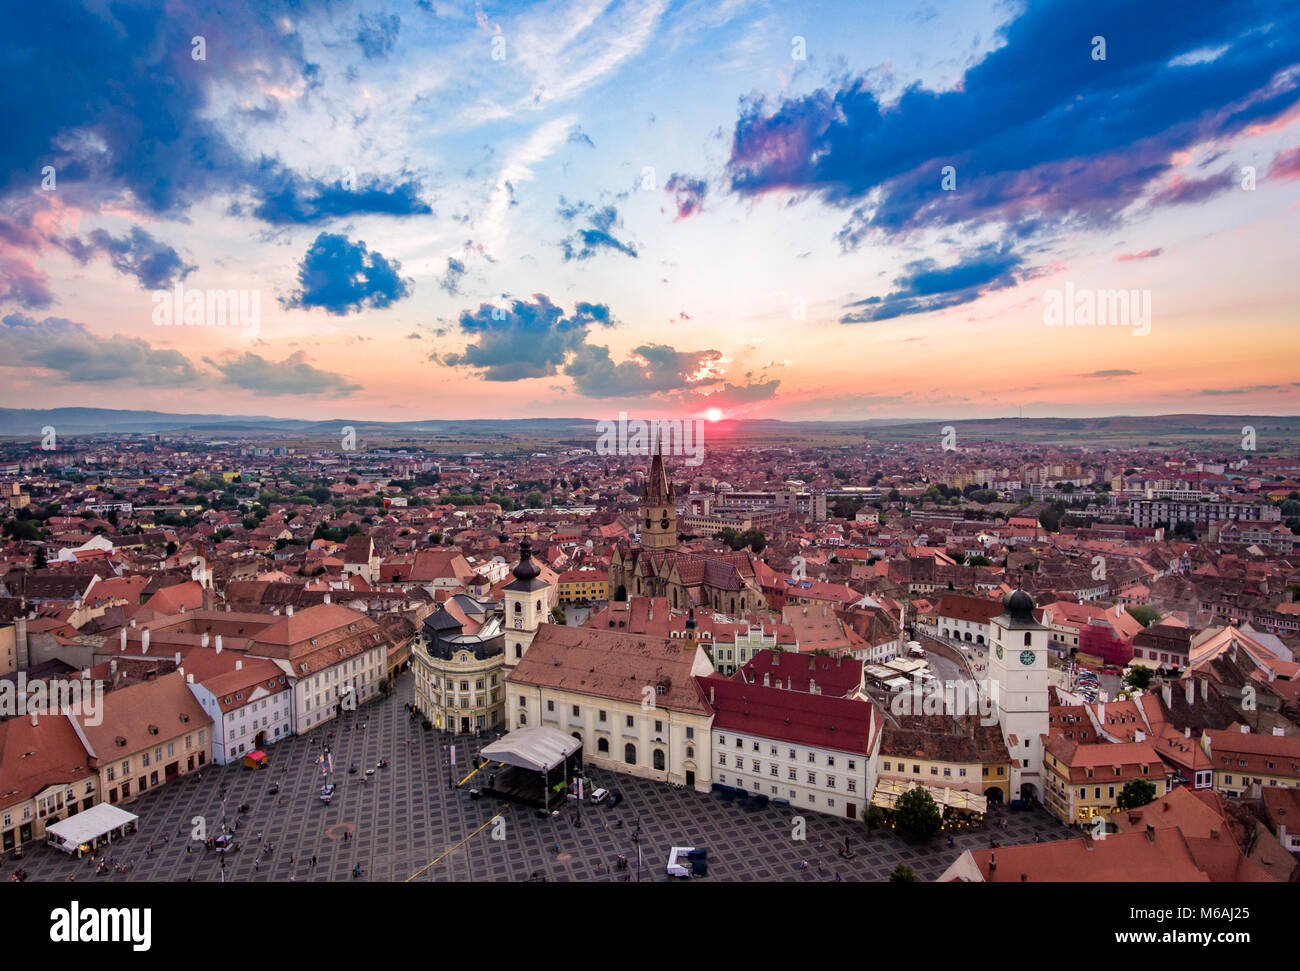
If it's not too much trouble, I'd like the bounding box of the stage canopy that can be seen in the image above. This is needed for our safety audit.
[872,778,988,815]
[44,803,138,853]
[479,725,582,773]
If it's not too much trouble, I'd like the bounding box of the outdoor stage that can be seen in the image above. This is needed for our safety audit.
[476,726,584,811]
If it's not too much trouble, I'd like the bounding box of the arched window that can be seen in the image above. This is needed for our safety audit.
[519,712,527,725]
[624,743,637,765]
[653,749,665,771]
[685,746,694,760]
[1024,632,1032,646]
[514,601,521,613]
[597,737,609,754]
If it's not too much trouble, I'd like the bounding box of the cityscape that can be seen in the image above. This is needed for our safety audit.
[1,0,1298,947]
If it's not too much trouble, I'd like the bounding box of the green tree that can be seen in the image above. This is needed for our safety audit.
[889,864,916,883]
[1117,778,1157,810]
[1126,605,1161,627]
[1124,666,1153,691]
[550,605,567,626]
[893,786,942,841]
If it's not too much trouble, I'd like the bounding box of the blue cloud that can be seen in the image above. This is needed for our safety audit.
[564,343,721,397]
[443,295,613,381]
[57,227,194,289]
[356,13,400,60]
[246,162,433,226]
[556,198,638,261]
[665,174,707,219]
[439,257,466,295]
[283,233,412,315]
[727,0,1300,245]
[0,1,325,214]
[841,245,1024,322]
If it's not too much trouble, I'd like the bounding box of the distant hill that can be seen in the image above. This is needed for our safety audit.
[0,407,1297,447]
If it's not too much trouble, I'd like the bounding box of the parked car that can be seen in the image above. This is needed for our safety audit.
[320,783,335,804]
[214,834,236,853]
[590,788,610,804]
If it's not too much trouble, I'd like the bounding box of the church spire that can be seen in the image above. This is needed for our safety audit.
[644,438,673,503]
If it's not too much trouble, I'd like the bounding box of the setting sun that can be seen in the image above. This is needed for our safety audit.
[706,408,724,422]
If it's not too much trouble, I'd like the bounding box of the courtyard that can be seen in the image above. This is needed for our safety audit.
[4,675,1071,883]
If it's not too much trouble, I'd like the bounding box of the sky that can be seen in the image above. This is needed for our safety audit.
[1,0,1299,423]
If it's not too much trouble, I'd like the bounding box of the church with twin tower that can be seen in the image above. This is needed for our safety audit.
[986,588,1050,803]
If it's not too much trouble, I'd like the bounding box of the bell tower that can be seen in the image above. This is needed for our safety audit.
[503,538,549,668]
[639,442,677,550]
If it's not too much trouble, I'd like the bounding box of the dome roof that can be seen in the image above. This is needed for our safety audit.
[1003,588,1035,620]
[512,539,540,583]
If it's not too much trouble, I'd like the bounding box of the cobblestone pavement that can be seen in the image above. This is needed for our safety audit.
[6,674,1071,883]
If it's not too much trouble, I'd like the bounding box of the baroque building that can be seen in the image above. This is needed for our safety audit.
[412,540,552,735]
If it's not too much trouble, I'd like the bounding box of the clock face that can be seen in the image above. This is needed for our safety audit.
[995,644,1003,660]
[1020,650,1036,666]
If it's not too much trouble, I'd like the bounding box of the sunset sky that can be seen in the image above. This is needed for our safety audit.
[2,0,1299,423]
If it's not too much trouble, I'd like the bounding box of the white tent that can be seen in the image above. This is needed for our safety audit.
[479,725,582,773]
[44,803,138,855]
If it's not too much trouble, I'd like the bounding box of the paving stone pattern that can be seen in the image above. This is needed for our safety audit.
[6,675,1070,883]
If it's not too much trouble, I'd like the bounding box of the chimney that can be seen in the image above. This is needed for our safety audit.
[324,592,331,605]
[809,678,819,695]
[141,628,150,653]
[763,672,771,687]
[1146,824,1155,843]
[1161,681,1171,709]
[130,618,137,628]
[236,659,242,670]
[120,628,127,652]
[709,683,715,706]
[215,635,223,655]
[187,673,194,684]
[201,632,210,648]
[1240,724,1250,734]
[286,604,293,616]
[174,652,182,666]
[110,659,117,675]
[1184,726,1191,739]
[1273,727,1285,737]
[1184,679,1194,705]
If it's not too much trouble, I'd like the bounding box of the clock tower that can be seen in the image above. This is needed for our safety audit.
[638,441,677,551]
[987,588,1050,802]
